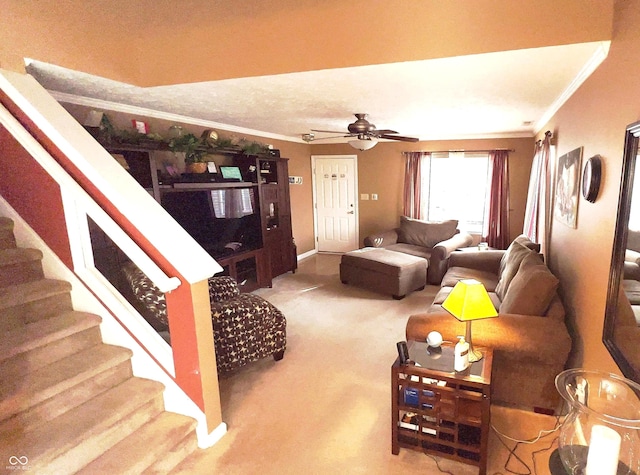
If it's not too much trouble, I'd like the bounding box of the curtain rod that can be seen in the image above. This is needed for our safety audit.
[404,148,515,154]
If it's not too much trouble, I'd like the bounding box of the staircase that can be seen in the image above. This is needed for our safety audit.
[0,217,199,474]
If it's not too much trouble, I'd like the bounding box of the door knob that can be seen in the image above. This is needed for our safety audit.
[347,211,354,214]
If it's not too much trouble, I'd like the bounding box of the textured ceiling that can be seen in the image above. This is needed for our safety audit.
[26,41,609,144]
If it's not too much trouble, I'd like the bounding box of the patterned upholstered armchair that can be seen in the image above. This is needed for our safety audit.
[122,262,286,374]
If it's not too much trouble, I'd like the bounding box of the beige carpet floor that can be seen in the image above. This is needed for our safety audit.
[175,254,563,475]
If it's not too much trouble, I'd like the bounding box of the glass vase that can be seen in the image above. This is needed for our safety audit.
[555,369,640,475]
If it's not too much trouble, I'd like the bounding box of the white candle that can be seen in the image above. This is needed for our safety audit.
[585,424,621,475]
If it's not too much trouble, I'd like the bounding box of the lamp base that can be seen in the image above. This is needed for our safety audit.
[465,321,483,363]
[468,346,483,363]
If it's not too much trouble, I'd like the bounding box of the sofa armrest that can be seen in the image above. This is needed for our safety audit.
[431,232,474,260]
[363,229,399,248]
[425,232,475,285]
[448,249,504,275]
[406,311,571,366]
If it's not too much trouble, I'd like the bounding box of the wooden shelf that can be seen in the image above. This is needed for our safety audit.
[392,341,493,475]
[169,181,258,190]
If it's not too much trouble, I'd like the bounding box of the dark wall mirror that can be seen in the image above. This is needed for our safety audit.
[604,120,640,382]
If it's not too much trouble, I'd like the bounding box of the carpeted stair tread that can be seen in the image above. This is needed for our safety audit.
[77,412,197,474]
[0,278,72,310]
[0,247,45,286]
[0,359,132,438]
[0,311,102,363]
[0,343,133,421]
[0,218,16,250]
[2,377,165,474]
[0,247,43,266]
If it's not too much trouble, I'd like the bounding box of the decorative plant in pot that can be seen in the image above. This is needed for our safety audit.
[239,138,270,156]
[168,133,207,173]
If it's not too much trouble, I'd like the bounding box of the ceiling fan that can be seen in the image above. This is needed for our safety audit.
[309,113,419,150]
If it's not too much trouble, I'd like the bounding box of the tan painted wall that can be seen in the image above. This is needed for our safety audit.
[2,1,141,78]
[2,1,613,85]
[311,137,535,246]
[536,0,640,375]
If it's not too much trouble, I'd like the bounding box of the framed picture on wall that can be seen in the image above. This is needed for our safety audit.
[554,147,583,228]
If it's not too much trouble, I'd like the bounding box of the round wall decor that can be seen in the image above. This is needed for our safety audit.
[582,154,602,203]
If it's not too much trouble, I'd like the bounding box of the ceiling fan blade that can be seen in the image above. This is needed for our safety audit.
[379,134,419,142]
[311,129,348,134]
[374,129,398,135]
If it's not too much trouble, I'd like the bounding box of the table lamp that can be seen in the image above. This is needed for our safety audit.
[441,279,497,362]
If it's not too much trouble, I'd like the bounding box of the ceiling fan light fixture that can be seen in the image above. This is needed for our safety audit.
[348,137,378,151]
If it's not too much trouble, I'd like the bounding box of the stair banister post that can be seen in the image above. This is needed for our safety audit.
[165,279,222,432]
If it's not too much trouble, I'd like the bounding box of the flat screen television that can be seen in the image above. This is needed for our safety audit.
[161,188,260,257]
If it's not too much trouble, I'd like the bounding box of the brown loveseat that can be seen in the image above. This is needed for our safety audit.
[363,217,473,284]
[405,235,571,413]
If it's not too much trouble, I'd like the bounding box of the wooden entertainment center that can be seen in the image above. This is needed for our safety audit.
[105,145,296,292]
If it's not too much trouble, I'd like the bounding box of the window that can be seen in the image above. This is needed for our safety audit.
[420,152,490,234]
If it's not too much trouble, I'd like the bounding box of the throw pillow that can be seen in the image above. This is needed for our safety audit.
[498,235,536,275]
[495,241,536,300]
[398,216,458,248]
[500,261,559,316]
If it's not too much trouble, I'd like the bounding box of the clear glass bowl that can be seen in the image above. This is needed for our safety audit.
[555,369,640,474]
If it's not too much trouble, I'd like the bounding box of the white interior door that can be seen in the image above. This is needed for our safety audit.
[312,155,358,253]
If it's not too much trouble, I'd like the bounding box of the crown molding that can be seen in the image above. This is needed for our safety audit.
[48,91,308,144]
[535,41,611,134]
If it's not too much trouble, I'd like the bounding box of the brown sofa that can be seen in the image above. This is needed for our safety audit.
[405,235,571,413]
[363,216,473,284]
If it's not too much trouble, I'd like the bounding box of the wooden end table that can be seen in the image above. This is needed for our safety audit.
[391,341,493,475]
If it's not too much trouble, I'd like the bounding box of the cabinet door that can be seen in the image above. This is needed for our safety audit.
[264,228,293,278]
[258,158,295,278]
[275,159,295,274]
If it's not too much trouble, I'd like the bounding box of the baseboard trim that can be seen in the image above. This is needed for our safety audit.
[297,248,318,262]
[197,421,228,449]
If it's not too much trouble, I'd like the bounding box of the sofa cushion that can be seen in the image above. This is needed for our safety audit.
[495,241,538,299]
[385,243,433,260]
[398,216,458,248]
[500,257,559,316]
[498,235,539,273]
[441,266,499,292]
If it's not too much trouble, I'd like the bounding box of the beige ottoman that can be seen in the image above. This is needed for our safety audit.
[340,248,428,299]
